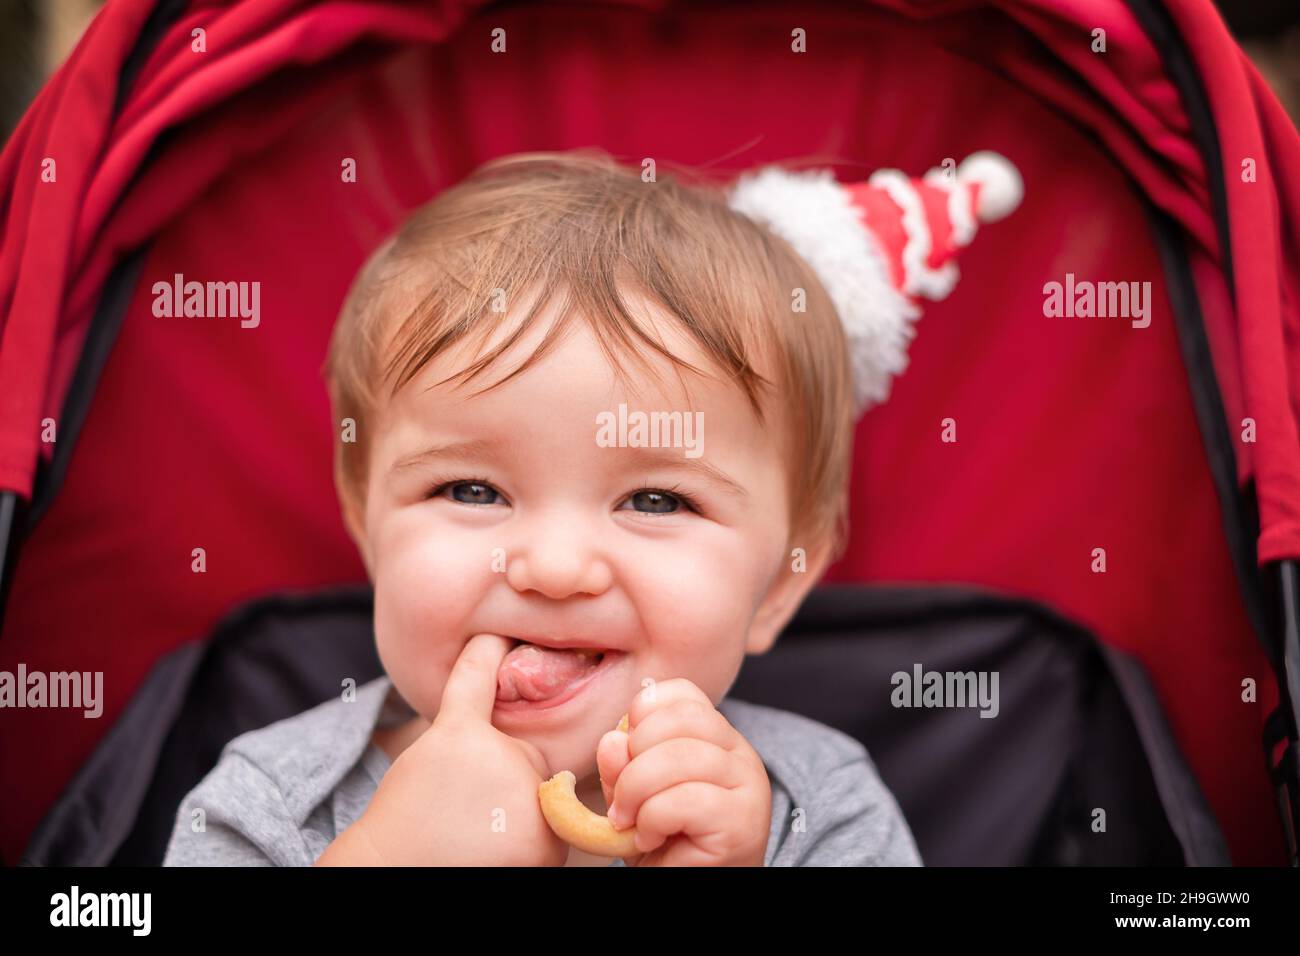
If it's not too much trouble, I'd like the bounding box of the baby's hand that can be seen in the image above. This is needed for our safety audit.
[597,679,771,866]
[330,634,567,867]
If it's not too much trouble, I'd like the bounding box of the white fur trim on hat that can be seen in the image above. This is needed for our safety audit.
[727,166,921,414]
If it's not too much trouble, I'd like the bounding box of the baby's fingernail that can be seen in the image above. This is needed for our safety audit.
[607,802,622,826]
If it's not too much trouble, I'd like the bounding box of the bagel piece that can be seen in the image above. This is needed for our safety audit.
[537,712,637,857]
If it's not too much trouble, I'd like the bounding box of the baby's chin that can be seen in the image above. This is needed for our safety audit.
[496,698,635,787]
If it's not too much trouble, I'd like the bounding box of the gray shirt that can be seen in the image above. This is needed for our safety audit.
[162,675,921,867]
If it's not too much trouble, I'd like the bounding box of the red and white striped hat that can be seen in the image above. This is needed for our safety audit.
[727,151,1023,415]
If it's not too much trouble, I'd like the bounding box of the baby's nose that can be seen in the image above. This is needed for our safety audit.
[503,510,612,599]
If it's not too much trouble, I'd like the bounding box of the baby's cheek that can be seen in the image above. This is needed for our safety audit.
[372,516,490,710]
[633,542,757,691]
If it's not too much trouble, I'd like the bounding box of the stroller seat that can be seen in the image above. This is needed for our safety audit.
[21,582,1229,866]
[2,0,1297,865]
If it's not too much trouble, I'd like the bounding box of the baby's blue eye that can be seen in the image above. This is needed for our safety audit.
[426,479,699,515]
[623,490,682,514]
[442,481,501,505]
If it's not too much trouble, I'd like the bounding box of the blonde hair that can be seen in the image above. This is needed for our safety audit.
[322,148,855,561]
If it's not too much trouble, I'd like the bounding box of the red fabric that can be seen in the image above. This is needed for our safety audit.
[0,0,1295,865]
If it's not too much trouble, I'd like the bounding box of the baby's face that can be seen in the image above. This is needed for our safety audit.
[351,288,814,779]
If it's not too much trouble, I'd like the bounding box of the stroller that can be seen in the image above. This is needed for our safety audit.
[2,0,1298,866]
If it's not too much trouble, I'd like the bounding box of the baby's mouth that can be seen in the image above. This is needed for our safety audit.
[495,638,614,703]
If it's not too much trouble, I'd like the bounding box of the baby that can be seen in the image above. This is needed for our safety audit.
[162,148,923,867]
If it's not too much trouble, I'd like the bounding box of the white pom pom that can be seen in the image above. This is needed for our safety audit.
[957,151,1023,223]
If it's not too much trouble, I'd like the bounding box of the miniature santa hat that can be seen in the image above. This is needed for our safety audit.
[727,151,1023,415]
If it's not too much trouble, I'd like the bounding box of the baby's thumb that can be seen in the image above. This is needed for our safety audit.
[438,633,512,724]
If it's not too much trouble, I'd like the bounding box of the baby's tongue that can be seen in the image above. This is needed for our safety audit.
[496,643,602,702]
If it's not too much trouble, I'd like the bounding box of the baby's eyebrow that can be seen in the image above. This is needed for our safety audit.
[390,438,505,474]
[612,446,749,499]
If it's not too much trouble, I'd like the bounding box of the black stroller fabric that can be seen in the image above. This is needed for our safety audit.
[21,583,1229,866]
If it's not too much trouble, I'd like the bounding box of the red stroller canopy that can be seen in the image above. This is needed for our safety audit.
[1,0,1298,864]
